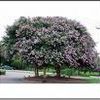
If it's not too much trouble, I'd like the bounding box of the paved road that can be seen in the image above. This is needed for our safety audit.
[0,70,34,83]
[0,70,54,83]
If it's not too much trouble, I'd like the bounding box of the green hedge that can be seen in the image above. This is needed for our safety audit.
[0,69,6,75]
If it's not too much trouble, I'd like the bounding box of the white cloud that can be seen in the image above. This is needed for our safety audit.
[0,1,100,53]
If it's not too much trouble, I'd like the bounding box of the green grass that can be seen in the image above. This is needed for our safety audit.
[86,76,100,83]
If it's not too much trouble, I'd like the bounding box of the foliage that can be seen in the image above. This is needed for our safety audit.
[61,68,75,78]
[3,16,98,77]
[0,69,6,75]
[11,53,28,70]
[61,67,100,77]
[0,41,9,65]
[14,17,97,67]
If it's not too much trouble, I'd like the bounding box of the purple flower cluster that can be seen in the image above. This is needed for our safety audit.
[13,16,97,69]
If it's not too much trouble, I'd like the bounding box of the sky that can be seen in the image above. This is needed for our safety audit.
[0,1,100,54]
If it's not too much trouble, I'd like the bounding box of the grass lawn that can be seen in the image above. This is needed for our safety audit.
[85,76,100,83]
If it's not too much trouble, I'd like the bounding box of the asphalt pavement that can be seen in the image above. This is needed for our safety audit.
[0,70,34,83]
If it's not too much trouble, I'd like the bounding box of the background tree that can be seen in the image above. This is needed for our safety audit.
[0,41,9,65]
[4,16,98,77]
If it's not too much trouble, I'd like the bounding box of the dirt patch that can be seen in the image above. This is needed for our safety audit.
[25,76,87,83]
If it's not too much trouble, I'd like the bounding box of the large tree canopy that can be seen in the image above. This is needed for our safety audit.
[4,16,98,76]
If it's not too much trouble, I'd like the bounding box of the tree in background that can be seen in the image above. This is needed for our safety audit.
[0,23,18,66]
[4,16,98,77]
[0,41,9,65]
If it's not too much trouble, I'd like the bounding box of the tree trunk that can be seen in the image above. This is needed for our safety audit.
[68,75,70,78]
[35,67,39,77]
[43,67,46,78]
[55,66,61,77]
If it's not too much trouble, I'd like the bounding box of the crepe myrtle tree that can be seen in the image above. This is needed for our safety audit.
[6,16,97,77]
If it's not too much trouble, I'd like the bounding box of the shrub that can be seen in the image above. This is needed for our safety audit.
[0,69,6,75]
[61,68,75,78]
